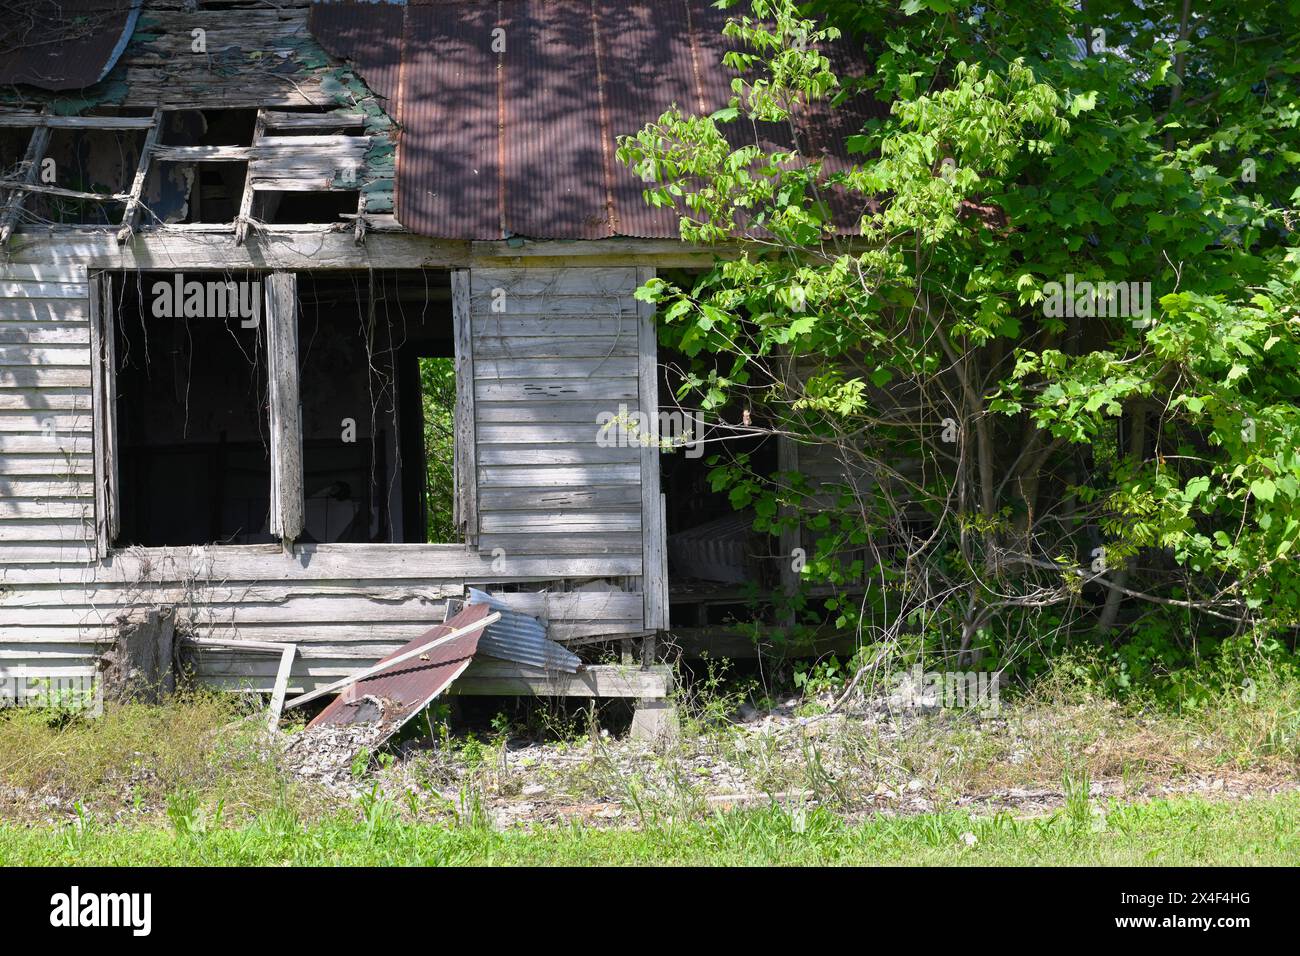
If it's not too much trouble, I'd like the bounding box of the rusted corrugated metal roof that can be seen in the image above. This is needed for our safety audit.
[309,0,881,240]
[308,603,494,730]
[307,0,404,107]
[0,0,141,92]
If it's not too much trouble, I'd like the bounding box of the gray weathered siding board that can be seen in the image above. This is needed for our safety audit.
[0,272,96,584]
[0,262,657,691]
[469,268,646,581]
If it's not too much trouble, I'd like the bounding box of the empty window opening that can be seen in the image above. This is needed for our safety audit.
[258,190,360,225]
[190,109,258,147]
[295,269,455,544]
[113,271,272,547]
[146,110,258,226]
[3,127,143,227]
[180,161,247,224]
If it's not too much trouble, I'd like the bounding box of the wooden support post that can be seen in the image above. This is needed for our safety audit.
[265,273,303,550]
[89,273,121,556]
[637,267,668,633]
[0,123,51,245]
[117,108,165,243]
[451,269,479,545]
[267,644,297,729]
[353,189,368,243]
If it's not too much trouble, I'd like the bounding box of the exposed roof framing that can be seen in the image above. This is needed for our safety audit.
[116,107,163,242]
[0,106,163,244]
[232,107,376,245]
[0,115,52,245]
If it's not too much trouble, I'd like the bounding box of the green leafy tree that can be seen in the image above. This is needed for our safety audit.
[618,0,1300,691]
[420,356,457,542]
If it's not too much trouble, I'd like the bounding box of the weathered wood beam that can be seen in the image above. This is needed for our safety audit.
[265,273,303,550]
[0,543,642,587]
[0,180,127,202]
[116,108,165,244]
[4,228,741,270]
[636,265,668,632]
[449,662,673,698]
[0,124,52,245]
[451,269,479,545]
[234,109,268,245]
[151,145,254,162]
[0,113,158,129]
[260,111,367,129]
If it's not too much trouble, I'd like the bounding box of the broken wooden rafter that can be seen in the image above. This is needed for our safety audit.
[117,109,164,244]
[0,113,157,129]
[0,180,128,203]
[0,122,52,245]
[187,636,297,731]
[233,108,268,245]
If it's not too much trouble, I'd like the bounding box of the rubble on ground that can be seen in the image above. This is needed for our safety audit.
[279,721,396,789]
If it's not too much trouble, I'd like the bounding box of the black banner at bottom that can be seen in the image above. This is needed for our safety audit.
[0,865,1287,942]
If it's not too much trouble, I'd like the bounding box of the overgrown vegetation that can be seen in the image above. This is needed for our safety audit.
[420,355,457,542]
[3,654,1298,841]
[618,0,1300,699]
[0,692,326,826]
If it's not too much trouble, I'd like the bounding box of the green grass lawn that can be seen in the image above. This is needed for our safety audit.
[3,792,1298,866]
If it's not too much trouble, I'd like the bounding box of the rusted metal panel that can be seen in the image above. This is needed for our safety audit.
[307,0,882,241]
[503,1,609,241]
[398,0,503,241]
[307,602,493,730]
[0,0,141,92]
[601,0,702,240]
[306,0,404,107]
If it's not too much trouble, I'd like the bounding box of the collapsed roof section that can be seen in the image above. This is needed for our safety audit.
[0,0,143,92]
[309,0,880,241]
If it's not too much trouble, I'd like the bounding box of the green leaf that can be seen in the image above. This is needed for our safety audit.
[1251,478,1277,503]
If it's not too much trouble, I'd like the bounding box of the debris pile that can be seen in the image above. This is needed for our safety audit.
[279,722,395,790]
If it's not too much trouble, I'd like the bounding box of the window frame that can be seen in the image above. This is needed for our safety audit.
[92,267,478,555]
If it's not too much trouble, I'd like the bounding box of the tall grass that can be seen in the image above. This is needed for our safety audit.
[0,692,321,824]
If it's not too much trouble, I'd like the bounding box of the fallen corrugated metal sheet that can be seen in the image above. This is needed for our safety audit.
[0,0,142,91]
[308,0,883,240]
[308,603,493,730]
[467,588,583,673]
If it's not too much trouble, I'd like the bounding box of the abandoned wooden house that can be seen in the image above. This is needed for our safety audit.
[0,0,868,732]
